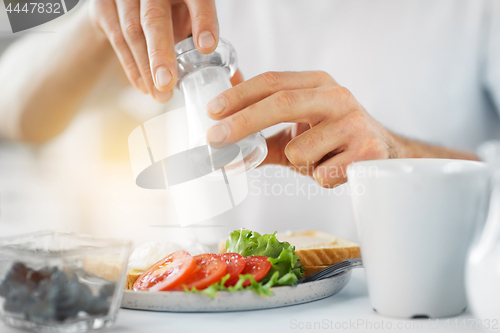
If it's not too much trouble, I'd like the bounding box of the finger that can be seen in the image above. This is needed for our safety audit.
[116,0,154,95]
[141,0,177,91]
[312,135,390,188]
[207,88,328,144]
[206,71,336,119]
[230,69,244,86]
[171,3,192,43]
[184,0,219,53]
[291,123,311,139]
[152,88,174,103]
[261,127,293,166]
[312,153,353,188]
[96,0,146,93]
[284,119,347,167]
[261,126,315,176]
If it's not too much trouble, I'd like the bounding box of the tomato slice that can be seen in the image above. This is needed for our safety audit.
[174,253,227,291]
[218,253,246,287]
[133,250,196,291]
[239,256,272,287]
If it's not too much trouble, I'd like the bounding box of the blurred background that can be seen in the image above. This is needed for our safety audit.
[0,1,358,247]
[1,0,499,248]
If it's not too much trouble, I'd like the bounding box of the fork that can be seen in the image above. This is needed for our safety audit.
[302,258,363,283]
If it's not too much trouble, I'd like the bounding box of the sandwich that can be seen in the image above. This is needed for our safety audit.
[219,230,360,279]
[124,229,360,293]
[277,230,360,278]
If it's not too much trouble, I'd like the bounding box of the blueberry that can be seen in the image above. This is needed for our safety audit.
[39,266,57,278]
[26,270,45,285]
[49,282,80,308]
[84,296,109,316]
[10,262,28,277]
[74,283,93,310]
[0,278,9,297]
[55,306,80,322]
[99,283,116,298]
[4,299,25,313]
[50,281,98,321]
[33,279,51,301]
[25,300,56,323]
[3,283,33,314]
[66,271,79,283]
[49,282,81,321]
[50,270,68,286]
[0,263,31,297]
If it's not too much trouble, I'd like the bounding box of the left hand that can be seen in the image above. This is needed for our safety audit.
[206,71,400,188]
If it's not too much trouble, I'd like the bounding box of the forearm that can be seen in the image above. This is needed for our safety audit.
[391,133,480,161]
[0,4,114,143]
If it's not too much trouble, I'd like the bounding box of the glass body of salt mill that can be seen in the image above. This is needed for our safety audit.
[175,37,268,174]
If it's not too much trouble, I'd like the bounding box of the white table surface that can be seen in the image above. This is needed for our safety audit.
[1,269,488,333]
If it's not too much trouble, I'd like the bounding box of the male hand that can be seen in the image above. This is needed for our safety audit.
[89,0,219,102]
[206,71,400,188]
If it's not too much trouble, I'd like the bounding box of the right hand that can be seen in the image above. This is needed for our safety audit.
[89,0,219,102]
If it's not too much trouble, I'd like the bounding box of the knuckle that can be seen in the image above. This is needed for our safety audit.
[260,71,283,89]
[272,90,297,110]
[314,70,334,84]
[148,47,169,62]
[357,137,389,160]
[192,12,214,25]
[334,86,356,105]
[123,19,143,40]
[323,85,355,105]
[345,110,368,129]
[371,140,390,159]
[123,60,138,73]
[109,29,126,47]
[138,62,152,75]
[141,5,168,27]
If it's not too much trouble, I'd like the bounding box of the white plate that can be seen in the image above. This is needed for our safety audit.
[121,271,351,312]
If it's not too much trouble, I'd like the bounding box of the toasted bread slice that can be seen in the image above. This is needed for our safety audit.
[277,230,360,266]
[219,230,360,268]
[82,255,126,281]
[302,265,329,279]
[126,269,144,290]
[218,239,227,254]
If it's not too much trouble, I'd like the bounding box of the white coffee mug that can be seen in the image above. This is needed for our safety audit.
[347,159,490,318]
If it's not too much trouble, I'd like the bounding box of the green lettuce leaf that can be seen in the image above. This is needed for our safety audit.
[184,273,273,299]
[226,229,304,283]
[186,229,305,298]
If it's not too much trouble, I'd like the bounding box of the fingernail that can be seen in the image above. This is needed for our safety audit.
[155,67,172,88]
[207,123,229,142]
[153,89,173,103]
[136,77,148,94]
[206,97,226,115]
[198,31,215,49]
